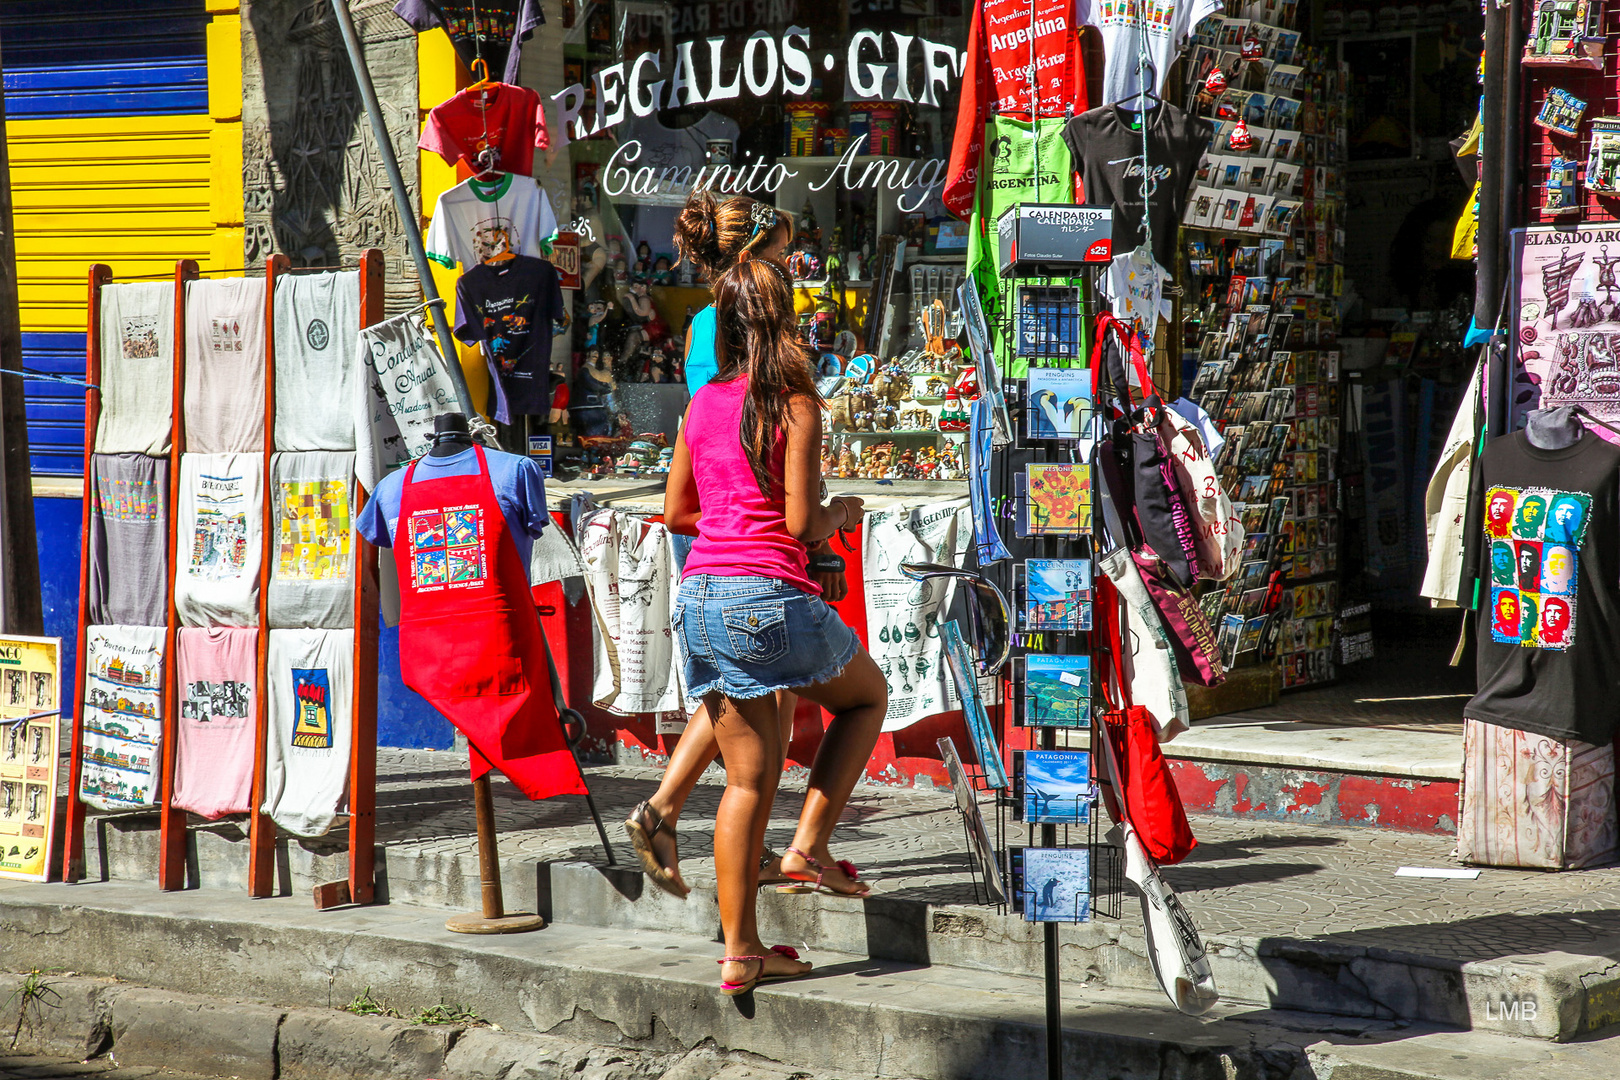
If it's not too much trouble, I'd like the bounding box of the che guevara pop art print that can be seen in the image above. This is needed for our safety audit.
[1484,485,1590,650]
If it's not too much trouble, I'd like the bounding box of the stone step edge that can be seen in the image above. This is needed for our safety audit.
[0,882,1557,1080]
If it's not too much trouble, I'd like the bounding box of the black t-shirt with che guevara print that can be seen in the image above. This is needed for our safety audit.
[1463,429,1620,744]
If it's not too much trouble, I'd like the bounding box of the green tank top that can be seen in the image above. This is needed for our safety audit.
[966,115,1079,379]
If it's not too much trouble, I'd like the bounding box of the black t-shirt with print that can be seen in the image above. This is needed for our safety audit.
[1062,102,1212,269]
[454,255,566,417]
[1462,429,1620,744]
[393,0,542,82]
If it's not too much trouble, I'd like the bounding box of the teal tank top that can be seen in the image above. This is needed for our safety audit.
[684,305,717,395]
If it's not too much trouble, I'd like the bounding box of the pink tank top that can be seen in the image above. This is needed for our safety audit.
[681,376,818,595]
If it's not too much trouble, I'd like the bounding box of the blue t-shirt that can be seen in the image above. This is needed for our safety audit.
[356,447,549,567]
[683,305,717,395]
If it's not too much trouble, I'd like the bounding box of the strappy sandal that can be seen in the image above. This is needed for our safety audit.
[777,845,871,897]
[625,800,688,899]
[718,945,810,996]
[758,846,793,888]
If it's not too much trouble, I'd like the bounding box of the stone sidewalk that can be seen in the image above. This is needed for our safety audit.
[364,748,1620,962]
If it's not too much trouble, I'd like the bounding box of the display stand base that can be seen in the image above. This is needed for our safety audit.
[445,912,546,934]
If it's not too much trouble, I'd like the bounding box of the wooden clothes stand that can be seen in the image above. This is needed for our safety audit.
[65,255,383,908]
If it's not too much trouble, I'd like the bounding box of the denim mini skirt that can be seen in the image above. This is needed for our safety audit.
[674,574,859,700]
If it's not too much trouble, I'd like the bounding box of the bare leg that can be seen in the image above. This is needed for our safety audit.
[780,650,887,895]
[634,693,797,894]
[708,691,811,988]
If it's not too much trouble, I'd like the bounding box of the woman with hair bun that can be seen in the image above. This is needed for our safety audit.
[660,256,885,994]
[625,191,839,903]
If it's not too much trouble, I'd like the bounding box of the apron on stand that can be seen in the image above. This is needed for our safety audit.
[395,445,586,799]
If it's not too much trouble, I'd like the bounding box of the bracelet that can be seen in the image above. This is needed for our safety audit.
[834,500,850,531]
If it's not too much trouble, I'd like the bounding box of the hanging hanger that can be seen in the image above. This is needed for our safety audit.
[468,57,494,95]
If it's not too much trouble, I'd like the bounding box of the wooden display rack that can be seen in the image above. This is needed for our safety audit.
[65,254,383,908]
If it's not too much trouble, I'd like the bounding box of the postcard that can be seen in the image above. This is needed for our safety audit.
[1023,463,1091,536]
[1022,654,1091,728]
[1022,558,1093,632]
[1014,749,1094,825]
[938,736,1006,905]
[1011,846,1093,922]
[1027,368,1093,440]
[1016,286,1081,359]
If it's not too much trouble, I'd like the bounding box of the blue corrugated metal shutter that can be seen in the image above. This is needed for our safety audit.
[2,0,207,476]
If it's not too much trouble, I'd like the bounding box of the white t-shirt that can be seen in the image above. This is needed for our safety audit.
[353,315,462,492]
[267,450,356,630]
[184,277,267,453]
[96,282,174,455]
[80,624,166,811]
[175,452,264,627]
[1080,0,1223,107]
[1105,248,1170,333]
[273,271,359,451]
[262,628,353,837]
[425,173,559,271]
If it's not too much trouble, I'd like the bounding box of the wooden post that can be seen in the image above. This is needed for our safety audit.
[156,260,199,890]
[247,255,288,897]
[314,249,383,910]
[62,265,112,883]
[444,773,543,933]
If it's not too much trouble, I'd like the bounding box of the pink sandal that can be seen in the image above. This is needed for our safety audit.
[718,944,809,995]
[777,846,870,897]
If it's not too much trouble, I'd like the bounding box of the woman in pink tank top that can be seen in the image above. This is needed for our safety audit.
[661,258,888,996]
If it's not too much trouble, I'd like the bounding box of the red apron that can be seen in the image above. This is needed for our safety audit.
[395,445,586,799]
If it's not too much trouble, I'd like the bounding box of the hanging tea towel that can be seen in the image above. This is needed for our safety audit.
[80,625,166,811]
[267,451,357,629]
[605,514,683,717]
[175,452,264,627]
[172,626,258,819]
[262,628,354,837]
[95,281,174,455]
[577,508,623,708]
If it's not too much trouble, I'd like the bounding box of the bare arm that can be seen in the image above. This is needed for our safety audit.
[784,395,863,543]
[664,410,701,536]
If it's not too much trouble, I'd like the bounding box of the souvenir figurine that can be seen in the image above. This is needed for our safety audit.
[1228,119,1256,152]
[936,386,969,431]
[837,445,858,477]
[876,404,899,430]
[1534,88,1588,137]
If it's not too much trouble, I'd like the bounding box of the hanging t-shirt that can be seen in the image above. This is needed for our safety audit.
[1105,248,1170,333]
[1079,0,1222,107]
[357,444,548,567]
[589,513,683,717]
[175,452,264,628]
[273,271,359,451]
[262,628,354,837]
[393,0,542,84]
[425,173,559,272]
[1463,430,1620,744]
[419,82,549,176]
[88,453,169,627]
[944,0,1092,219]
[353,314,462,492]
[95,282,174,455]
[454,255,566,423]
[268,451,356,630]
[80,624,165,811]
[184,277,267,454]
[619,112,742,184]
[173,626,257,819]
[1063,101,1212,270]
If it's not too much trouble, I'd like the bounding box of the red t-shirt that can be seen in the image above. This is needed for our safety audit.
[419,82,548,176]
[945,0,1090,218]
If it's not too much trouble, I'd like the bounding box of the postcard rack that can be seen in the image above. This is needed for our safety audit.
[67,256,382,905]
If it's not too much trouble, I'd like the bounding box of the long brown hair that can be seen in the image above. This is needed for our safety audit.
[673,191,794,283]
[711,258,818,498]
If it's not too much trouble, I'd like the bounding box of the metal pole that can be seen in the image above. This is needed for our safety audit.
[327,0,474,419]
[1041,725,1061,1080]
[1477,0,1506,439]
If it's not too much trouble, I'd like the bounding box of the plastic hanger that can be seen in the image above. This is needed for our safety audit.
[468,57,494,95]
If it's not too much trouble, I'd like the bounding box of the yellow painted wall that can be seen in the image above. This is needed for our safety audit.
[8,5,242,334]
[417,29,494,421]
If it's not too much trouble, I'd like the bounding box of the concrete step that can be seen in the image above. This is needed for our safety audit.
[75,804,1620,1043]
[1165,716,1462,835]
[3,879,1618,1080]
